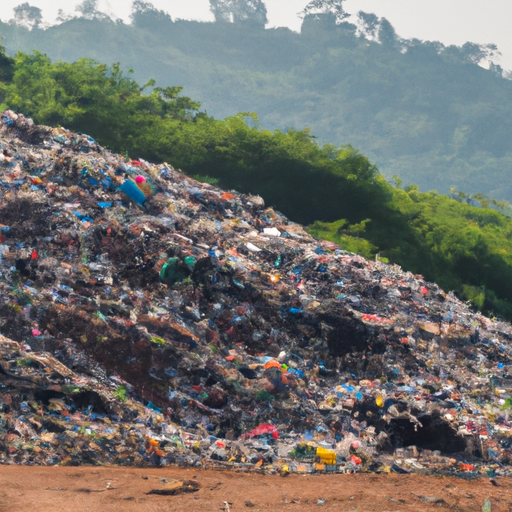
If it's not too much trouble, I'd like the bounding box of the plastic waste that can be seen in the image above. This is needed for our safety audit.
[262,227,281,237]
[317,446,337,465]
[119,180,146,205]
[2,111,512,476]
[242,424,279,440]
[160,257,185,284]
[246,242,262,252]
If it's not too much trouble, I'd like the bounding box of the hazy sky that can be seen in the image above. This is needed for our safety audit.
[2,0,512,69]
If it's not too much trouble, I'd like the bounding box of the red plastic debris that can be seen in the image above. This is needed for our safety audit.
[361,314,393,325]
[242,423,279,440]
[350,455,362,465]
[459,462,476,472]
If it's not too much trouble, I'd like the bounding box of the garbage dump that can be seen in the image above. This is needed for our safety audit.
[1,109,512,477]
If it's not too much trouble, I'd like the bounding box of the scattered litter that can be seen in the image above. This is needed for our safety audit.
[0,111,512,478]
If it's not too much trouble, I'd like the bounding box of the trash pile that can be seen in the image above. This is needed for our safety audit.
[1,109,512,476]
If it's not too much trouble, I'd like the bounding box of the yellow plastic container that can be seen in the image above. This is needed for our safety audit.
[317,446,337,465]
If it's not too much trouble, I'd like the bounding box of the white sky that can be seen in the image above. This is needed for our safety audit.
[2,0,512,69]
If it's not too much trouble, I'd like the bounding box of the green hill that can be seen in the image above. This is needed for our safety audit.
[1,8,512,198]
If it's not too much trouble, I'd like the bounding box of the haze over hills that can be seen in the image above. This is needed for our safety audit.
[1,2,512,200]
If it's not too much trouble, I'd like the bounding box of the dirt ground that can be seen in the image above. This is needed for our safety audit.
[0,466,511,512]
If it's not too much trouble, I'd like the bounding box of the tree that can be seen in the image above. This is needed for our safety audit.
[300,0,349,24]
[378,18,398,48]
[357,11,379,40]
[75,0,111,21]
[442,42,500,66]
[0,41,15,85]
[392,175,403,189]
[11,3,42,30]
[130,1,172,28]
[460,42,500,65]
[209,0,268,26]
[56,9,73,23]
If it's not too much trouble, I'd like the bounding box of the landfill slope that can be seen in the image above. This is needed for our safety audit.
[0,110,511,476]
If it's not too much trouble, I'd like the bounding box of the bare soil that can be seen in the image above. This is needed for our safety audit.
[0,466,510,511]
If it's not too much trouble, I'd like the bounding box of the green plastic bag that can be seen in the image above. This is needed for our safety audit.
[160,257,185,284]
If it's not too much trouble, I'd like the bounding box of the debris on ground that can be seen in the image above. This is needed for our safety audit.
[2,110,512,478]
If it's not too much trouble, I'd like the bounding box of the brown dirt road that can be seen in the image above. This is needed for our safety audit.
[0,466,511,512]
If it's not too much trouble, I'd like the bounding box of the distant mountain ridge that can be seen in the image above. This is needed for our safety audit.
[1,11,512,199]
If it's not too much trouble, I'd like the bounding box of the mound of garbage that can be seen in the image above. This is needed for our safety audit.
[1,110,512,476]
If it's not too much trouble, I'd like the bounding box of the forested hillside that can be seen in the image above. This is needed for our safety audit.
[2,45,512,320]
[1,3,512,199]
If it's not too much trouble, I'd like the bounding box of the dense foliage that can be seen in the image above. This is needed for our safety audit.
[2,47,512,319]
[0,43,14,83]
[1,10,512,199]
